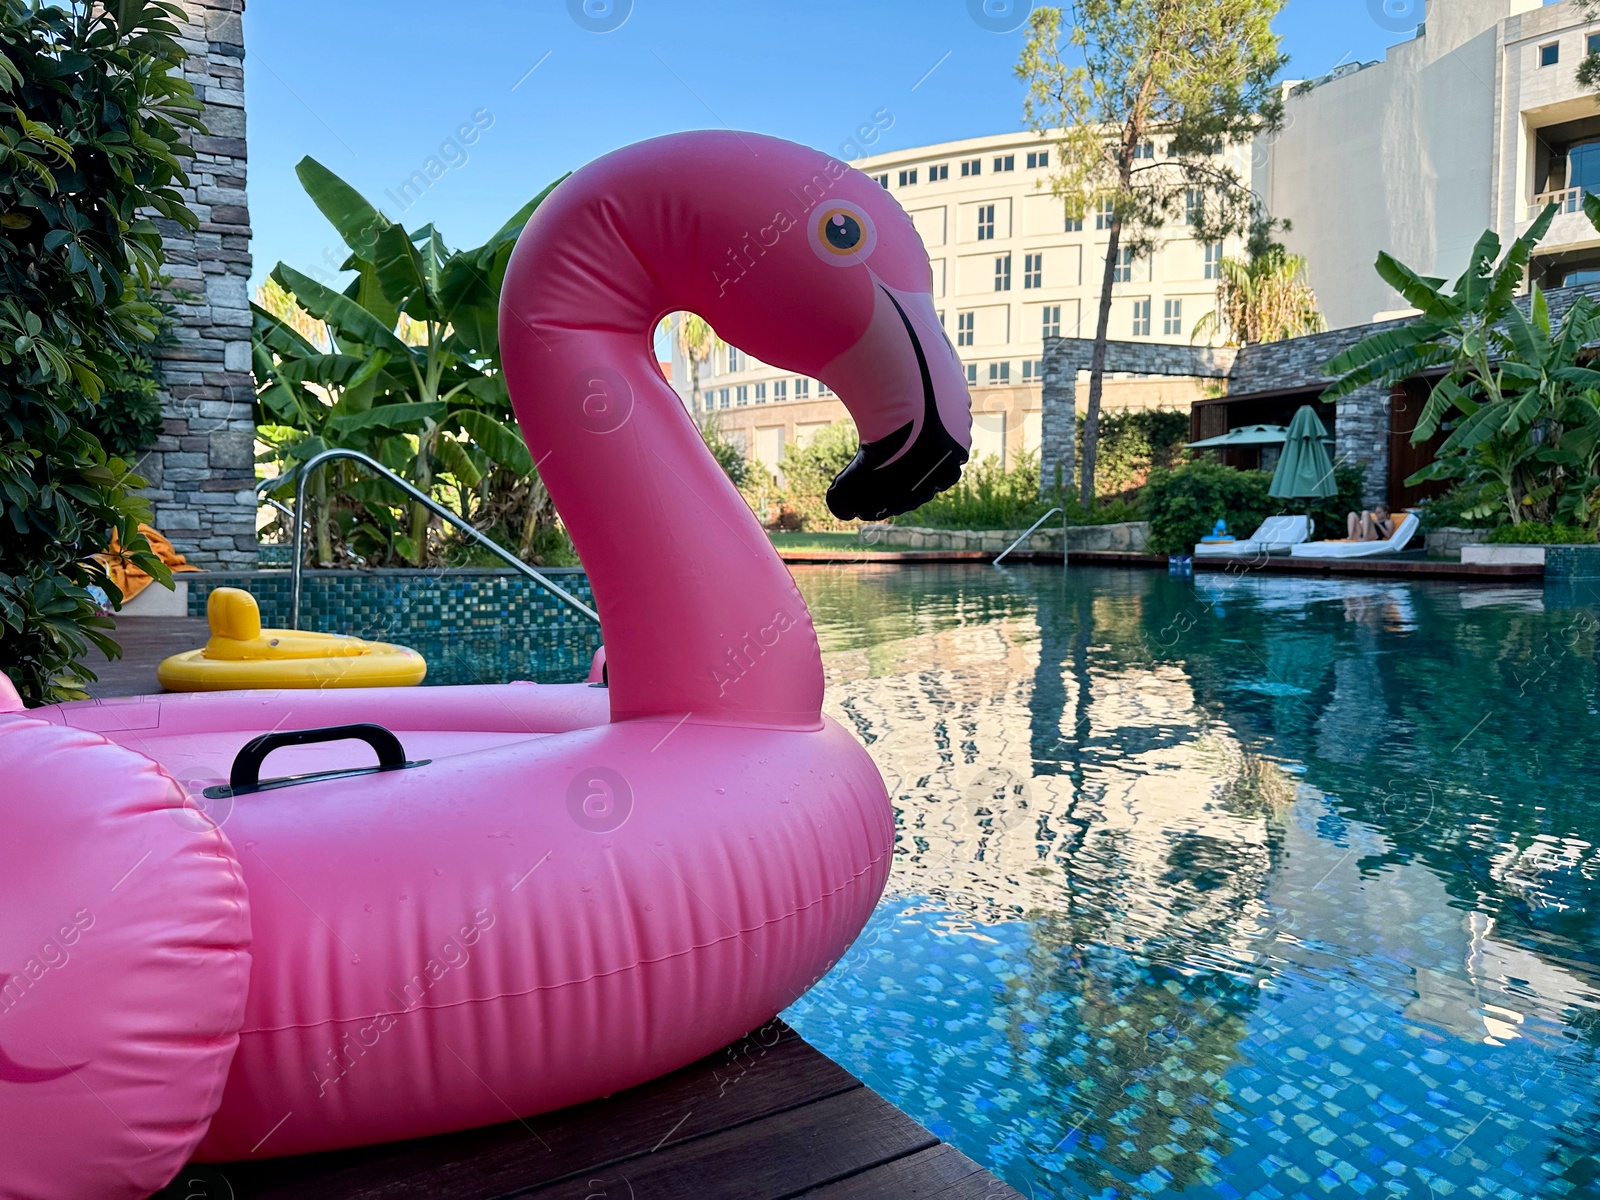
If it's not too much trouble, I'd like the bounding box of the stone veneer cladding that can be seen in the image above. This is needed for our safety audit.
[142,0,256,568]
[1040,280,1600,509]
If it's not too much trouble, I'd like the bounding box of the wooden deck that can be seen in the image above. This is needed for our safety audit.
[157,1021,1021,1200]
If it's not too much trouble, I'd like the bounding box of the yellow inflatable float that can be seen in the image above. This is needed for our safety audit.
[156,587,427,691]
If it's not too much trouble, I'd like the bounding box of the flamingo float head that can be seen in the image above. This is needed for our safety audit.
[501,132,974,722]
[665,137,974,520]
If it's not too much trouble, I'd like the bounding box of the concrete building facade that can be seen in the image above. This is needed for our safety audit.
[1267,0,1600,329]
[675,129,1246,479]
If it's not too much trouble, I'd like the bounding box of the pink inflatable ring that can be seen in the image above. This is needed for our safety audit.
[0,130,970,1195]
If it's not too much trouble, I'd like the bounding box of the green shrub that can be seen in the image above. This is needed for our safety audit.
[1081,407,1192,497]
[1486,522,1596,545]
[900,450,1046,528]
[1142,462,1274,554]
[774,420,859,530]
[0,1,200,704]
[1416,484,1500,531]
[81,304,174,458]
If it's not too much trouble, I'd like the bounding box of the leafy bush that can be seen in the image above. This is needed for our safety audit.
[0,1,199,704]
[699,415,751,488]
[1417,484,1499,531]
[773,420,859,530]
[1486,522,1596,545]
[1082,408,1192,498]
[1142,462,1274,554]
[900,450,1048,528]
[81,303,174,458]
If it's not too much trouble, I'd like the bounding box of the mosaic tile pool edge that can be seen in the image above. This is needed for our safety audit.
[186,568,596,635]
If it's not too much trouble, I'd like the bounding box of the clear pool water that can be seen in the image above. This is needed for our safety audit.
[777,564,1600,1200]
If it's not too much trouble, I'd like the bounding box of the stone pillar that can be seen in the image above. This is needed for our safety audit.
[1335,385,1390,509]
[1039,338,1076,498]
[143,0,256,569]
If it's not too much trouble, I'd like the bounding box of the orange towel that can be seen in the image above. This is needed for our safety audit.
[97,524,200,603]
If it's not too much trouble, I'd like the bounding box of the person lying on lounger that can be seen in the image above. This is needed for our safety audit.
[1345,504,1393,541]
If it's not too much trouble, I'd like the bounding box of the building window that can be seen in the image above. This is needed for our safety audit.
[735,385,748,406]
[727,347,743,372]
[773,379,787,402]
[994,254,1012,291]
[1589,32,1600,57]
[874,173,889,189]
[817,381,832,396]
[1134,140,1154,160]
[754,382,766,403]
[961,158,981,177]
[989,361,1011,385]
[929,163,948,182]
[1163,298,1183,336]
[794,378,809,400]
[956,311,975,347]
[1022,359,1044,382]
[1131,298,1151,337]
[899,167,918,187]
[1096,196,1114,230]
[1541,41,1560,68]
[1113,246,1134,283]
[976,203,995,240]
[1026,150,1049,169]
[1065,211,1083,233]
[718,388,730,409]
[1042,304,1061,339]
[1204,242,1223,280]
[1184,188,1202,226]
[993,154,1015,172]
[1023,252,1043,289]
[966,362,978,386]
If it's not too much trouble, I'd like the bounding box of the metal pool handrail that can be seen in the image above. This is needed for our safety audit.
[993,507,1064,567]
[268,448,599,630]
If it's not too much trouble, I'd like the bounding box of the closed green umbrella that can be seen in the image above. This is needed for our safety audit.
[1270,405,1337,498]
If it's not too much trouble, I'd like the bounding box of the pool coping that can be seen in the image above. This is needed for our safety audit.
[777,549,1546,579]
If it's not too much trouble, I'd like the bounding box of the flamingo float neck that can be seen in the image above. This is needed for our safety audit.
[500,131,970,726]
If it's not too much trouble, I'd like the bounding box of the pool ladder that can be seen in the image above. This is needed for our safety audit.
[256,448,599,630]
[993,507,1065,567]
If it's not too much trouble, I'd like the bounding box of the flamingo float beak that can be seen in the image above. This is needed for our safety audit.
[823,282,973,522]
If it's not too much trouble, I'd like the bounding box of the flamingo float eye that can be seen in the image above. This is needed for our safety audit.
[809,202,876,266]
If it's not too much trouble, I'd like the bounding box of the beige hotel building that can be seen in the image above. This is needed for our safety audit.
[671,129,1250,478]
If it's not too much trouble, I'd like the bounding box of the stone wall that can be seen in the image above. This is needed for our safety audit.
[1039,337,1235,498]
[143,0,256,569]
[859,522,1150,554]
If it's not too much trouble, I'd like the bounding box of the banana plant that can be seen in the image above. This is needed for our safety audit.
[1322,201,1600,529]
[253,158,565,565]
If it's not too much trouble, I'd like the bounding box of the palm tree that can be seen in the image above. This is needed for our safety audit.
[662,312,720,412]
[1192,248,1326,347]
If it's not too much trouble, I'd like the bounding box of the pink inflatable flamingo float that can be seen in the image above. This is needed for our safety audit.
[0,130,970,1198]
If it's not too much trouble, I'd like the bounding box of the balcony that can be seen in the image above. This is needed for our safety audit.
[1530,186,1585,220]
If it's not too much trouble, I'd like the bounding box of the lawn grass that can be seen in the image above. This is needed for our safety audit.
[767,531,893,554]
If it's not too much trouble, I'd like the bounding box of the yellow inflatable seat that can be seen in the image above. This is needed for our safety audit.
[156,588,427,691]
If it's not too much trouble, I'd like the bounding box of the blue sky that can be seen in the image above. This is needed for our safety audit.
[242,0,1418,298]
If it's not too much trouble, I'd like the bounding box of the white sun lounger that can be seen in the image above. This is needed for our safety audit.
[1289,511,1420,558]
[1194,514,1312,557]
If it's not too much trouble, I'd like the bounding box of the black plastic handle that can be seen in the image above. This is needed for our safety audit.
[229,723,408,791]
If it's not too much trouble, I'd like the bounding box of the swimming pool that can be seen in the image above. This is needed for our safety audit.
[779,564,1600,1200]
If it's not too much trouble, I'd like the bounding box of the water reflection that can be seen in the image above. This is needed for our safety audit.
[784,564,1600,1199]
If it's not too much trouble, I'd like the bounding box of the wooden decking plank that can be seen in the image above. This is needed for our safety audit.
[515,1086,938,1200]
[793,1143,1025,1199]
[210,1021,861,1199]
